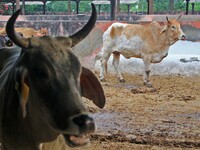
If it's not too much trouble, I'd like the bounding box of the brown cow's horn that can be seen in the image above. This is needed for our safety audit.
[6,9,30,48]
[176,15,182,21]
[70,3,97,47]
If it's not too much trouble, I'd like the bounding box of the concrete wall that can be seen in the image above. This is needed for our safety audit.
[0,14,200,40]
[0,14,199,70]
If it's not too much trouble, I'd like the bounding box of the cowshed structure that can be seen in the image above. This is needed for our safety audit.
[0,0,84,15]
[0,0,198,17]
[93,0,138,15]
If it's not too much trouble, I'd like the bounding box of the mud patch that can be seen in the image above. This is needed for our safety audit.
[180,57,200,63]
[66,74,200,150]
[82,74,200,149]
[91,110,200,148]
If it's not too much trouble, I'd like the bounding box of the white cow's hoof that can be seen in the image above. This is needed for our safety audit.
[119,78,126,83]
[100,78,106,82]
[144,82,153,88]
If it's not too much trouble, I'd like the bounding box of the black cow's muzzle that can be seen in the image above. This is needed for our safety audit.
[63,114,95,147]
[72,114,95,134]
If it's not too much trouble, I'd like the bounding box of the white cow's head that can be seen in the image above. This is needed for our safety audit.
[161,15,186,45]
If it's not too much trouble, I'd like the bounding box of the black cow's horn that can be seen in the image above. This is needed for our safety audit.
[6,9,30,48]
[70,3,97,47]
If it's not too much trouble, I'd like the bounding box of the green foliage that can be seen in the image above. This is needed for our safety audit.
[174,0,185,11]
[0,0,199,15]
[50,1,67,12]
[137,0,148,13]
[79,1,92,13]
[187,1,200,13]
[193,3,200,12]
[154,0,169,12]
[45,1,89,13]
[25,5,43,14]
[0,2,12,15]
[98,4,110,13]
[152,0,185,13]
[46,1,69,12]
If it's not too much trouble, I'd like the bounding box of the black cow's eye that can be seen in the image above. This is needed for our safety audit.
[34,67,47,78]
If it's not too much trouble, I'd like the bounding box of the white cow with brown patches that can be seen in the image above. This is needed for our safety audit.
[96,17,186,87]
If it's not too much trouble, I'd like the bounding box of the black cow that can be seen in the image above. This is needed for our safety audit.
[0,3,105,150]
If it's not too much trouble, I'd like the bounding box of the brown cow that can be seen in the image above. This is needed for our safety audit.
[96,16,186,87]
[0,27,48,38]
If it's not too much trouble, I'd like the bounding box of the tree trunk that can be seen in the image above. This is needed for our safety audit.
[68,0,71,15]
[110,0,116,20]
[148,0,153,14]
[16,0,20,11]
[169,0,174,14]
[116,0,120,14]
[21,0,25,15]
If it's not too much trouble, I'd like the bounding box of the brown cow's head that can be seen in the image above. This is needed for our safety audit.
[161,16,186,45]
[6,3,105,147]
[33,27,49,37]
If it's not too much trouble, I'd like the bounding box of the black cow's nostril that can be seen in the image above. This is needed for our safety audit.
[73,114,95,134]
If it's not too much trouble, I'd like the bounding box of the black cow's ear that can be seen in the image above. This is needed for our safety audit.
[15,67,29,118]
[80,67,106,109]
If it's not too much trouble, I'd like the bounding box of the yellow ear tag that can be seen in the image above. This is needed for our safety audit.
[21,82,29,118]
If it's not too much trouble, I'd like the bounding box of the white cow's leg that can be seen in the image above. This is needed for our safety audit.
[143,57,152,88]
[112,52,125,83]
[99,52,111,82]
